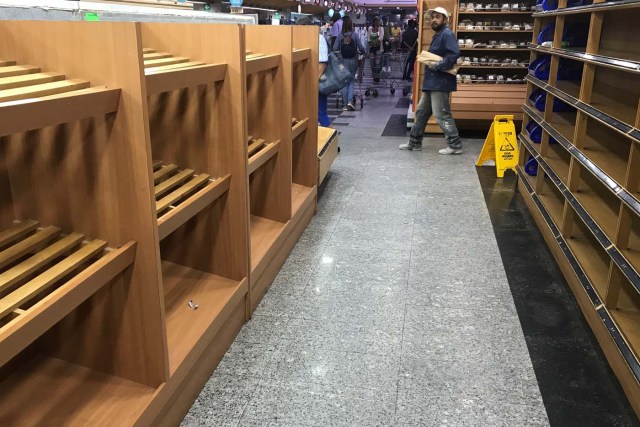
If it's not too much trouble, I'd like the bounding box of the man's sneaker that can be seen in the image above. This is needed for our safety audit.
[439,147,463,155]
[399,142,422,151]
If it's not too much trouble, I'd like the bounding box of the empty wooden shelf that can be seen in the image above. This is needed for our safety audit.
[292,117,310,140]
[0,59,120,137]
[245,53,281,75]
[247,138,282,175]
[519,2,640,416]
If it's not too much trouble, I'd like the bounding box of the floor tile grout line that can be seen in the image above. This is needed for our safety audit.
[392,167,420,425]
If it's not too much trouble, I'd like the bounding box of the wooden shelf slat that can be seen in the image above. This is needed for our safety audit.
[0,86,121,138]
[143,47,156,53]
[145,63,227,95]
[153,164,179,184]
[292,117,310,140]
[533,0,640,16]
[0,79,90,103]
[0,72,65,91]
[0,226,61,270]
[248,139,266,157]
[143,52,172,60]
[458,10,534,14]
[246,54,281,75]
[158,174,231,241]
[156,173,211,213]
[0,65,39,79]
[292,48,311,63]
[0,232,84,295]
[0,241,135,368]
[0,60,16,67]
[0,239,107,319]
[154,169,194,198]
[143,56,189,69]
[457,29,534,32]
[144,61,205,74]
[0,220,39,249]
[248,140,281,175]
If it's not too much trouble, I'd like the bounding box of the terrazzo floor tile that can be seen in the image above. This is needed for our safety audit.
[180,375,260,427]
[214,341,278,379]
[235,314,291,345]
[238,380,396,427]
[266,340,400,391]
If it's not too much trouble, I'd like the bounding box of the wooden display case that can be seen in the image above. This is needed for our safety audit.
[518,0,640,416]
[453,0,535,123]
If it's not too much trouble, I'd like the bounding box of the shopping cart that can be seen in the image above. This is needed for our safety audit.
[365,48,412,97]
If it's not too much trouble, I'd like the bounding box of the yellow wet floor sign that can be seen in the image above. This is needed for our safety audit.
[476,115,519,178]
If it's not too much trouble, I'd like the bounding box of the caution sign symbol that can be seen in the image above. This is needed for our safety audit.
[476,115,519,178]
[500,139,515,152]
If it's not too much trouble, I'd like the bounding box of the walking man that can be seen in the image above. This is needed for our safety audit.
[399,7,462,154]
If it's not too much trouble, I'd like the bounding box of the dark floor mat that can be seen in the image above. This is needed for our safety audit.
[395,97,411,108]
[477,167,640,427]
[381,114,408,136]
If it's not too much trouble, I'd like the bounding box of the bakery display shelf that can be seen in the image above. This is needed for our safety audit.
[0,60,120,138]
[144,47,227,95]
[460,47,531,51]
[250,215,286,272]
[544,142,571,184]
[458,10,535,14]
[0,220,136,367]
[152,161,231,241]
[459,64,530,69]
[527,74,640,143]
[457,29,534,32]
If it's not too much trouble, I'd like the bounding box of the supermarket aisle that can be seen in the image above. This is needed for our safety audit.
[182,95,549,426]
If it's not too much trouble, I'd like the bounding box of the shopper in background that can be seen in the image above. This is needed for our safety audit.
[399,7,462,154]
[333,16,366,111]
[329,14,343,49]
[390,22,402,49]
[297,17,331,127]
[401,19,419,81]
[368,18,384,83]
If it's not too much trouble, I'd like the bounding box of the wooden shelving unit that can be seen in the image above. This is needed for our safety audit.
[244,26,317,313]
[518,0,640,416]
[0,21,318,425]
[452,1,535,123]
[0,21,165,425]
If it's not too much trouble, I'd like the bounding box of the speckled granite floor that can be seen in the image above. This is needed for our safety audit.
[181,95,549,426]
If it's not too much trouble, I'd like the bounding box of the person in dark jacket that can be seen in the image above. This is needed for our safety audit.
[399,7,462,154]
[401,19,418,80]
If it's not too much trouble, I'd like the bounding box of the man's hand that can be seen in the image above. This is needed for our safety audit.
[427,61,440,70]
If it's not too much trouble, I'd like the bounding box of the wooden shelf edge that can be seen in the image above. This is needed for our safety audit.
[292,118,310,140]
[250,215,287,275]
[145,63,227,96]
[0,87,121,138]
[246,54,281,76]
[292,48,311,63]
[533,0,640,16]
[248,140,281,175]
[0,241,137,368]
[292,183,316,218]
[517,173,640,405]
[158,174,231,241]
[529,44,640,74]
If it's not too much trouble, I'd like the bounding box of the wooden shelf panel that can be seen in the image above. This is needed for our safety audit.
[292,117,310,140]
[459,65,530,69]
[457,29,534,33]
[292,183,314,218]
[146,63,227,95]
[0,220,136,367]
[162,260,247,374]
[246,53,281,75]
[566,224,611,298]
[549,112,577,142]
[554,80,581,100]
[538,185,566,227]
[574,186,620,240]
[153,162,230,240]
[611,307,640,360]
[293,48,311,63]
[250,215,286,272]
[0,58,121,137]
[460,47,530,51]
[248,140,281,175]
[590,91,638,129]
[544,143,571,184]
[143,56,189,69]
[0,355,155,425]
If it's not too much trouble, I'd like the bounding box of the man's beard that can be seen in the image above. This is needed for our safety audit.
[431,21,445,31]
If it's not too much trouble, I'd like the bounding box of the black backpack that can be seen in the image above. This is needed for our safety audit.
[340,33,357,59]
